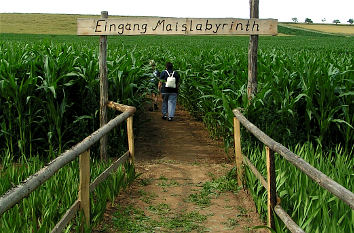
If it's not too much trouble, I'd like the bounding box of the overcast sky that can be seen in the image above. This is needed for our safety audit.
[1,0,353,24]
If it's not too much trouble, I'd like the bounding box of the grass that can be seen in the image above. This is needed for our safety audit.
[113,169,241,232]
[157,176,180,187]
[1,13,81,35]
[223,217,239,230]
[112,204,208,232]
[138,190,158,204]
[188,168,239,207]
[285,23,354,35]
[139,177,153,186]
[0,13,125,35]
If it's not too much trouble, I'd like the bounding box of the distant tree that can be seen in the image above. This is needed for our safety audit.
[321,18,326,23]
[348,19,354,24]
[333,19,340,25]
[305,18,313,24]
[292,17,298,23]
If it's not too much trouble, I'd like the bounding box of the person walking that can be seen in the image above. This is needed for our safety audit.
[159,62,180,121]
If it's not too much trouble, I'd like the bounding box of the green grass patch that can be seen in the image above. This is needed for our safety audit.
[147,203,171,215]
[223,217,239,230]
[139,177,153,186]
[157,176,180,187]
[113,204,208,232]
[188,168,240,207]
[138,190,158,204]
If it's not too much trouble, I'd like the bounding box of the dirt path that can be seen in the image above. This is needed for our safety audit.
[94,103,266,232]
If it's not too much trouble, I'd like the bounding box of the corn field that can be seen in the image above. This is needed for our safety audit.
[1,33,353,232]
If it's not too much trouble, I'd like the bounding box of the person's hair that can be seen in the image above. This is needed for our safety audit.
[166,62,173,70]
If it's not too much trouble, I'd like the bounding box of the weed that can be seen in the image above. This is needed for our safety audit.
[189,168,240,207]
[157,177,180,187]
[237,206,249,216]
[113,205,158,232]
[139,177,153,186]
[138,190,158,204]
[223,217,239,229]
[113,205,208,232]
[147,203,171,215]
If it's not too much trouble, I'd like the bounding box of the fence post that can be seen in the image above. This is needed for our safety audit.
[266,146,276,230]
[99,10,108,161]
[234,117,243,186]
[79,149,90,230]
[247,0,259,103]
[127,116,135,163]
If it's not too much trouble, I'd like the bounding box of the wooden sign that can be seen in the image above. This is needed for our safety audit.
[77,17,277,36]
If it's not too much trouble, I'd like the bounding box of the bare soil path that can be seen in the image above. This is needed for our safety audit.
[94,102,266,232]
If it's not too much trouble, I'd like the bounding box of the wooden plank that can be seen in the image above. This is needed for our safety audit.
[107,101,136,114]
[247,0,259,103]
[79,150,90,228]
[274,205,305,233]
[127,116,135,163]
[50,200,80,233]
[89,151,130,192]
[266,146,276,230]
[77,17,277,36]
[234,117,243,186]
[0,110,131,215]
[99,11,108,161]
[233,109,354,209]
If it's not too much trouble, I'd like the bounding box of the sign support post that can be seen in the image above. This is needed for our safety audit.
[99,11,108,161]
[248,0,259,103]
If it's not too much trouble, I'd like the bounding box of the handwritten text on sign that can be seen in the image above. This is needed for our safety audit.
[77,17,277,35]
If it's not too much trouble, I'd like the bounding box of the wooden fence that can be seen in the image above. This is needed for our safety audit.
[0,101,136,232]
[233,108,354,232]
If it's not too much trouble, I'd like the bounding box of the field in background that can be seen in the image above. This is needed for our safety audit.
[285,23,354,35]
[1,13,353,35]
[0,13,122,35]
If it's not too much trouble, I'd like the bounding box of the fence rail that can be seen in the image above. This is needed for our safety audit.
[0,101,136,232]
[232,108,354,232]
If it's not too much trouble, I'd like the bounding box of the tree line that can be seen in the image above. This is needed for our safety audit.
[291,17,353,24]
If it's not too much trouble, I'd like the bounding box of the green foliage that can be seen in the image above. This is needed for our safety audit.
[0,156,136,232]
[244,144,353,233]
[0,32,353,232]
[305,18,313,24]
[0,39,152,160]
[174,35,353,152]
[189,169,240,207]
[0,34,148,232]
[112,204,207,232]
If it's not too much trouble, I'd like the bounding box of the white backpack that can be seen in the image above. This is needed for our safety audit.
[165,70,176,88]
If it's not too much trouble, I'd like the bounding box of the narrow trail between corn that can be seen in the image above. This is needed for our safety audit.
[94,100,266,232]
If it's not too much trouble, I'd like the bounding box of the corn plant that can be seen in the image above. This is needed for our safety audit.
[0,155,137,232]
[244,143,353,233]
[1,32,353,232]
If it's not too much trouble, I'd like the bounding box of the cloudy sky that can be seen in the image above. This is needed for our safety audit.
[1,0,353,24]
